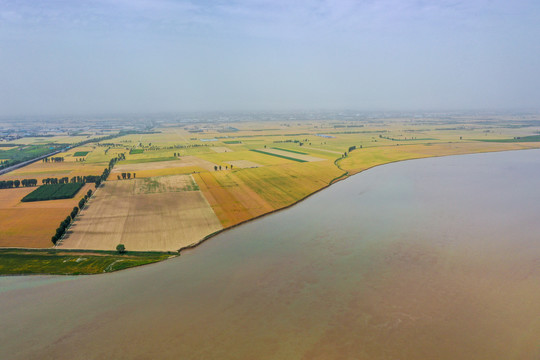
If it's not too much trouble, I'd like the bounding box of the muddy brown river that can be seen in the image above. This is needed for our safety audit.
[1,150,540,359]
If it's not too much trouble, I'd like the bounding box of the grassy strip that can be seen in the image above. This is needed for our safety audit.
[73,151,89,156]
[21,183,84,202]
[271,147,308,155]
[475,135,540,143]
[250,149,307,162]
[129,149,144,154]
[223,140,241,144]
[0,249,174,275]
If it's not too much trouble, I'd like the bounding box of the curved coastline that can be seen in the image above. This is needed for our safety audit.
[3,146,538,276]
[177,146,540,255]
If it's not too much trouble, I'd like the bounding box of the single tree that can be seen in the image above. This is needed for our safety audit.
[116,244,126,254]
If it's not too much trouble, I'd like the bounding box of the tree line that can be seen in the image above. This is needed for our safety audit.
[95,154,124,187]
[42,157,64,163]
[117,172,136,180]
[52,189,92,245]
[0,178,38,189]
[214,165,233,171]
[52,152,125,244]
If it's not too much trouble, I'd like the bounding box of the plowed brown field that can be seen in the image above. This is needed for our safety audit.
[59,175,222,251]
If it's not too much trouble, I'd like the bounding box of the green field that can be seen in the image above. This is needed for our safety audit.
[0,249,173,275]
[223,140,242,144]
[476,135,540,143]
[250,149,308,162]
[73,151,90,156]
[130,149,144,154]
[271,147,308,155]
[21,183,84,202]
[0,144,63,168]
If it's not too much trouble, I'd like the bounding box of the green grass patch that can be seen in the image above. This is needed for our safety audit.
[271,147,308,155]
[0,249,173,275]
[475,135,540,143]
[73,151,90,156]
[250,149,307,162]
[0,144,63,167]
[21,183,84,202]
[223,140,242,144]
[129,149,144,154]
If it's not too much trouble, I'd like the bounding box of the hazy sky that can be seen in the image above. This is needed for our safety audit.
[1,0,539,115]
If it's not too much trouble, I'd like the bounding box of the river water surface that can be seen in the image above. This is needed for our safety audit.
[1,150,540,359]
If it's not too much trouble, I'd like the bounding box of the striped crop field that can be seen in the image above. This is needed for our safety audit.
[271,147,308,155]
[250,149,307,162]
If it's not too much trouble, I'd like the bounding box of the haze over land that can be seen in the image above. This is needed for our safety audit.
[1,0,540,116]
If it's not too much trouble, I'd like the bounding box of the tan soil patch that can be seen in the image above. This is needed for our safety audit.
[0,188,35,208]
[225,160,261,169]
[257,148,326,162]
[112,156,218,174]
[304,147,343,154]
[133,175,199,194]
[211,147,232,153]
[58,178,222,251]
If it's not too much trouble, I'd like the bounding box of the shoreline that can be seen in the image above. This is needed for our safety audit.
[3,146,539,276]
[177,146,540,255]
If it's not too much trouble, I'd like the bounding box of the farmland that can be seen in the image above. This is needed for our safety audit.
[58,175,222,251]
[0,183,95,248]
[1,113,540,273]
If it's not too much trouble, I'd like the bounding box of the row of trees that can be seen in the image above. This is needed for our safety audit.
[51,151,125,244]
[42,177,70,185]
[0,178,38,188]
[117,172,136,180]
[42,157,64,163]
[213,165,233,171]
[95,154,123,187]
[52,189,93,245]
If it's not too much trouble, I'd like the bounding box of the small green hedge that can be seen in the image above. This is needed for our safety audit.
[21,183,84,202]
[250,149,307,162]
[271,147,308,155]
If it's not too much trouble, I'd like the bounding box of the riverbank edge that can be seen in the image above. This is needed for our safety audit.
[4,145,539,276]
[0,248,175,276]
[177,146,540,255]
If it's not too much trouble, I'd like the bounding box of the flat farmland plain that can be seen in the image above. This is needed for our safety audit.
[59,175,222,251]
[110,156,218,178]
[0,184,93,248]
[256,148,326,162]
